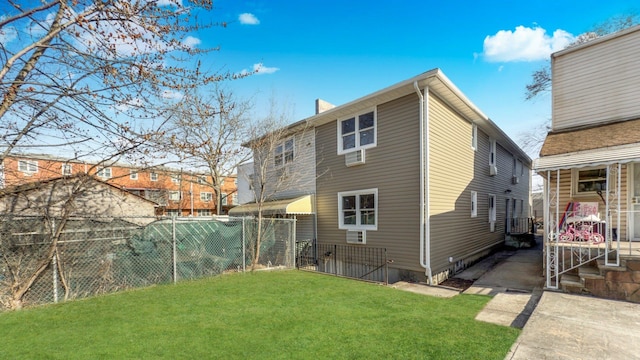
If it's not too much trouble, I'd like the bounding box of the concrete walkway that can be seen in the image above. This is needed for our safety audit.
[459,241,545,329]
[506,292,640,359]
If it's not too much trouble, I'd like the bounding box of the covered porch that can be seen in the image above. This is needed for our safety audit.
[537,157,640,292]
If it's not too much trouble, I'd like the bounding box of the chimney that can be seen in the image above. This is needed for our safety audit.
[315,98,335,114]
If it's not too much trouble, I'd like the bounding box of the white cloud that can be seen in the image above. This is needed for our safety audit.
[156,0,183,7]
[161,89,184,100]
[253,63,279,74]
[115,97,144,111]
[482,26,575,62]
[237,63,279,77]
[182,36,201,49]
[0,26,17,45]
[239,13,260,25]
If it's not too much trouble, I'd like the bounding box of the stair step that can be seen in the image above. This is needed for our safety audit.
[597,259,627,272]
[560,274,582,287]
[579,266,603,279]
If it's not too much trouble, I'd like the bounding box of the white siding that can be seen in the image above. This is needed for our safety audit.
[552,27,640,130]
[236,162,254,204]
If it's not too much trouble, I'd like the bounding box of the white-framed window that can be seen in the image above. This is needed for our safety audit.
[471,191,477,218]
[489,139,496,167]
[198,209,211,216]
[220,179,225,186]
[200,192,212,202]
[488,194,496,232]
[512,157,517,176]
[97,167,112,179]
[337,110,376,154]
[274,138,294,167]
[61,163,72,176]
[512,198,518,219]
[338,189,378,230]
[518,159,524,176]
[130,170,138,180]
[198,176,206,185]
[520,199,524,218]
[223,193,230,206]
[18,160,38,173]
[171,174,180,183]
[471,123,477,151]
[150,172,158,181]
[169,191,181,201]
[166,209,180,216]
[234,178,238,185]
[573,167,607,195]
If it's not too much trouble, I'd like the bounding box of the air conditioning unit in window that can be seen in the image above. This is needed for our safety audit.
[511,175,519,185]
[345,149,366,167]
[489,165,497,176]
[346,230,366,244]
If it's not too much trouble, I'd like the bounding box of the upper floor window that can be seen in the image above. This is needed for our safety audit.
[200,192,212,202]
[489,139,497,167]
[97,167,112,179]
[198,176,206,185]
[18,160,38,173]
[471,191,477,218]
[171,174,180,183]
[338,189,378,230]
[169,191,181,201]
[338,110,376,154]
[130,170,138,180]
[488,194,496,232]
[471,123,478,151]
[573,167,607,195]
[150,172,158,181]
[274,138,294,167]
[61,163,72,176]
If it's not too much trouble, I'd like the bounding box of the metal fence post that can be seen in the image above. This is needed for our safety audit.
[242,217,246,272]
[384,248,388,285]
[172,216,177,284]
[52,218,58,303]
[333,244,337,275]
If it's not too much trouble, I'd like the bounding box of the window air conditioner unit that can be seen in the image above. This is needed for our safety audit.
[511,175,519,185]
[345,149,365,167]
[489,165,497,176]
[346,230,366,244]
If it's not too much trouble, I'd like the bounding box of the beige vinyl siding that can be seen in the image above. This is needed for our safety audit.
[428,93,530,275]
[552,28,640,131]
[315,93,422,272]
[543,167,628,240]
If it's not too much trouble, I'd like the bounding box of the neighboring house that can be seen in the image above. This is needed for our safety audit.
[0,154,238,216]
[235,69,532,284]
[230,122,317,244]
[0,175,156,225]
[534,25,640,296]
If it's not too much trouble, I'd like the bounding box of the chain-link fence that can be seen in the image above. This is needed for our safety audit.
[0,215,295,311]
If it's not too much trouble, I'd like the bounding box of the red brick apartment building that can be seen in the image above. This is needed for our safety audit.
[1,154,238,216]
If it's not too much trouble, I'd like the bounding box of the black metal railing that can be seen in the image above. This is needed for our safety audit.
[506,217,536,235]
[296,240,390,284]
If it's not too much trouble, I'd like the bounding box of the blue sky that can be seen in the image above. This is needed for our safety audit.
[191,0,638,159]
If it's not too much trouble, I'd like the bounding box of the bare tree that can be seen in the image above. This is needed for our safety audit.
[243,100,314,270]
[0,0,231,166]
[165,87,252,215]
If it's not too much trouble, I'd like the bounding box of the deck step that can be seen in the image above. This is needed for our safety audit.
[579,266,603,279]
[560,274,582,287]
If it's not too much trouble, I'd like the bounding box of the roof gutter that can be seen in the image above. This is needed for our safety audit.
[414,81,432,284]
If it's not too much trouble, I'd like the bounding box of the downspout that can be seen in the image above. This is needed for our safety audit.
[414,81,432,284]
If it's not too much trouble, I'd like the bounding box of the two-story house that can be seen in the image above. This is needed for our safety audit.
[535,24,640,299]
[1,154,238,216]
[235,69,532,285]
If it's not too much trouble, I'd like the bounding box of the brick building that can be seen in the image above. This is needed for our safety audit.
[1,154,238,216]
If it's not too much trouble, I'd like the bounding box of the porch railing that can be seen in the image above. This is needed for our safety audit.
[505,217,536,235]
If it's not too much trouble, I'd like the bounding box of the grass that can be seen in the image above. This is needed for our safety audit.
[0,271,519,359]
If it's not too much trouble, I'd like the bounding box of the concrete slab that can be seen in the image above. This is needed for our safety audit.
[390,281,459,298]
[474,290,543,329]
[506,291,640,360]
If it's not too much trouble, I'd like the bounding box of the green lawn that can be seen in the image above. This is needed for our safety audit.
[0,271,519,359]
